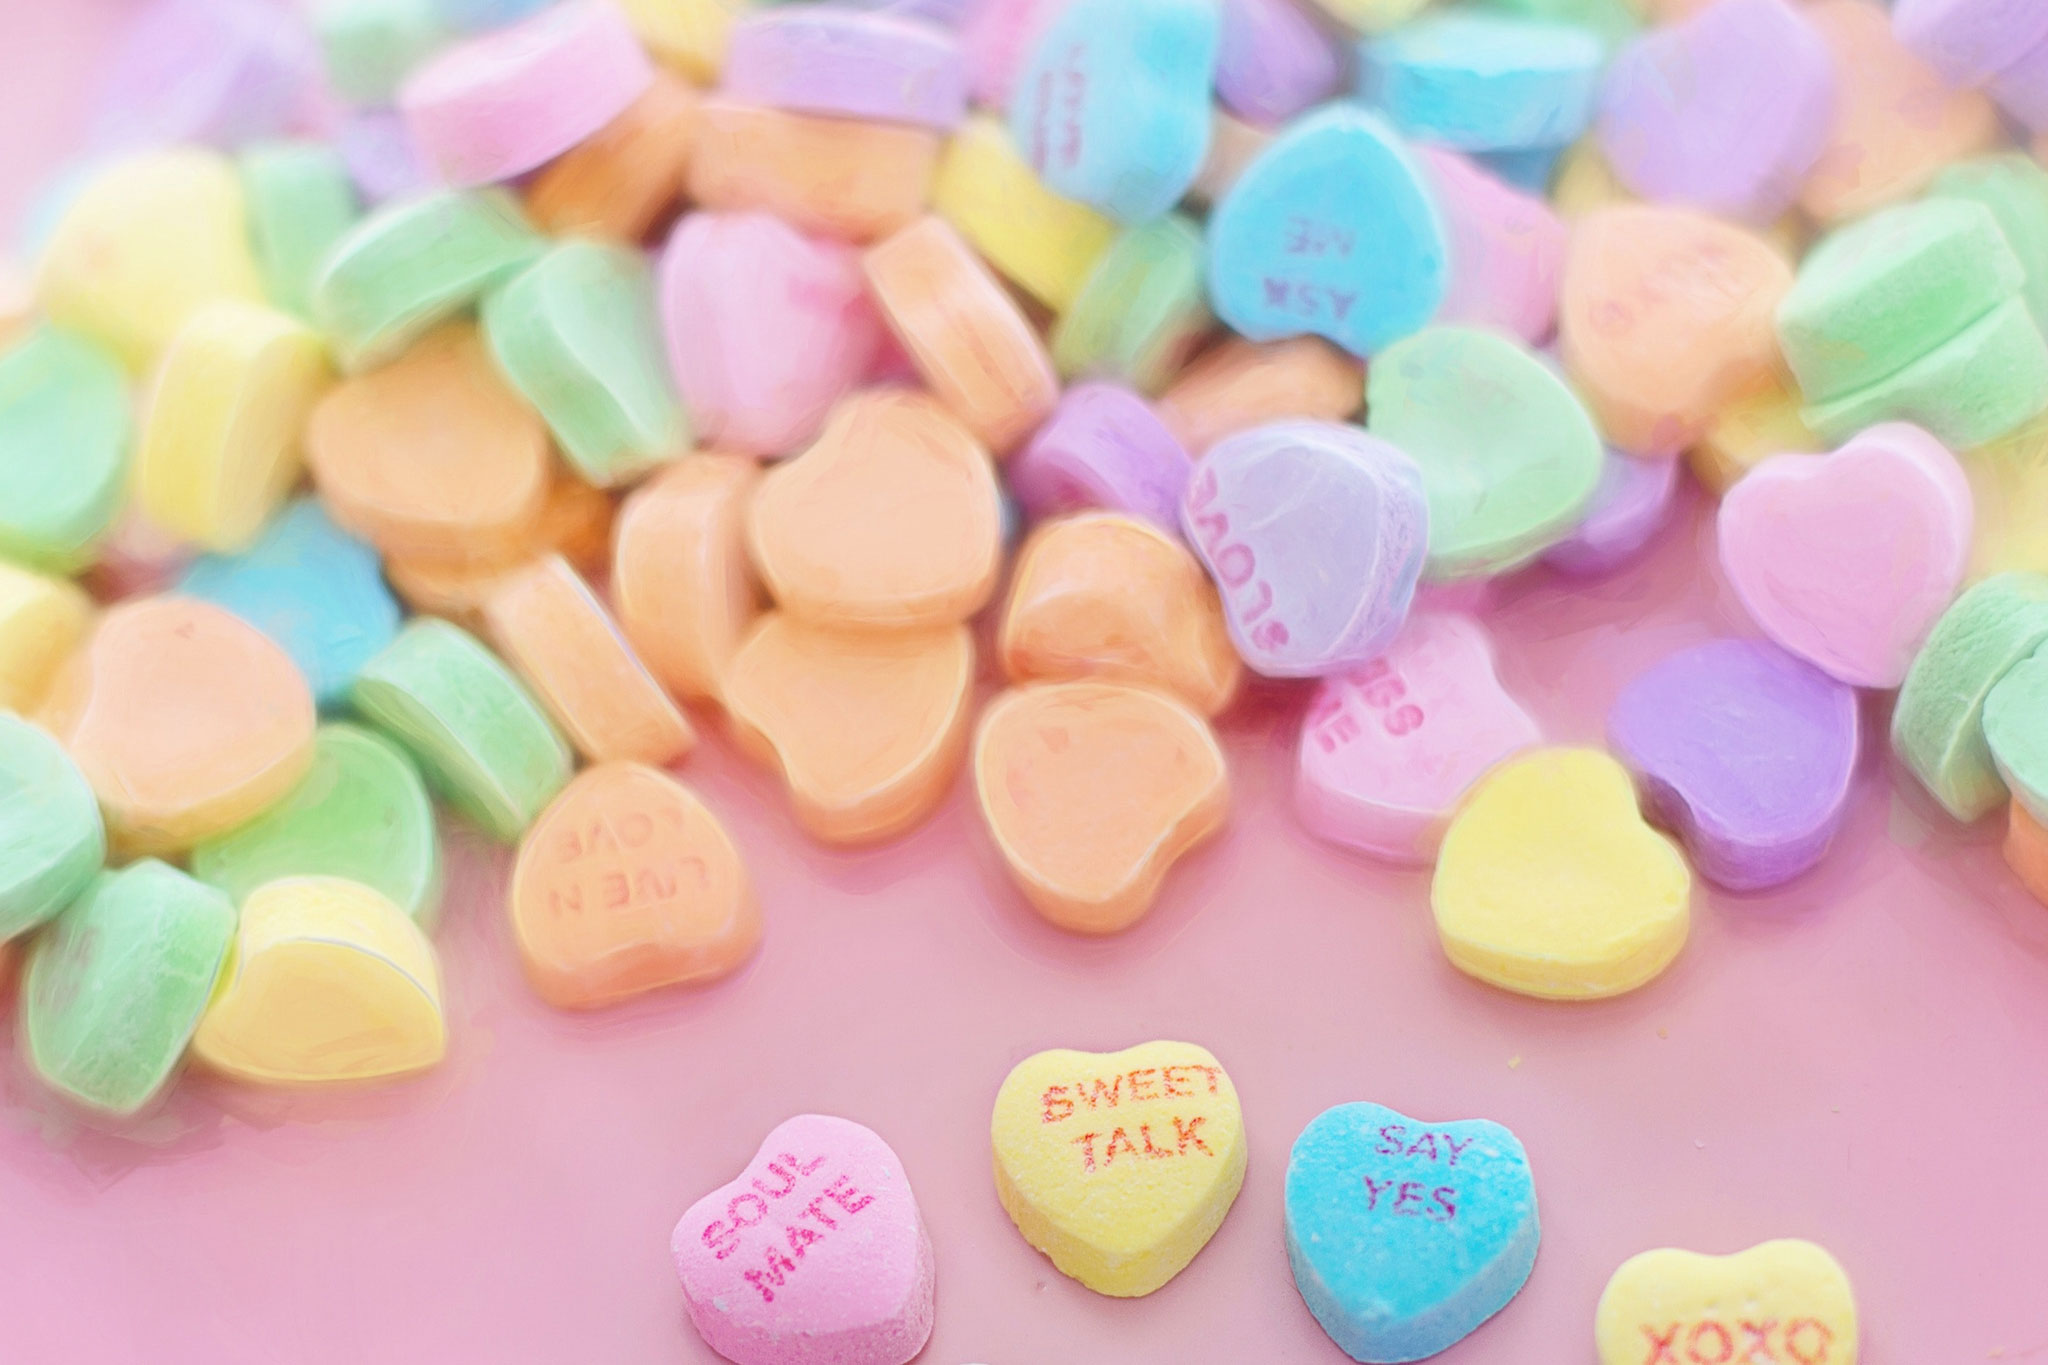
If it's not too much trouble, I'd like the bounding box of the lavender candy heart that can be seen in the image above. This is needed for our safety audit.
[1183,420,1429,679]
[1216,0,1345,127]
[1608,637,1859,891]
[335,108,437,204]
[1009,383,1193,533]
[722,7,969,131]
[88,0,318,154]
[1543,450,1680,578]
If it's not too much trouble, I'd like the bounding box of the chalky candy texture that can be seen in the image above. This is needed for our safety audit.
[1893,573,2048,822]
[1010,0,1220,224]
[1797,298,2048,450]
[722,7,968,130]
[1009,383,1193,532]
[990,1041,1247,1298]
[484,241,686,488]
[1542,449,1679,577]
[1367,326,1603,581]
[1594,1240,1858,1365]
[1597,0,1836,223]
[0,327,130,571]
[1609,639,1859,891]
[0,715,106,942]
[23,861,234,1117]
[399,1,653,187]
[179,499,400,709]
[239,141,362,323]
[931,114,1118,314]
[87,0,316,153]
[191,723,441,927]
[312,189,543,372]
[1216,0,1343,126]
[1360,11,1603,152]
[1420,147,1568,345]
[1182,420,1429,678]
[1930,154,2048,336]
[1052,214,1210,396]
[1209,105,1448,359]
[672,1114,935,1365]
[1982,645,2048,825]
[1286,1101,1539,1364]
[351,619,571,843]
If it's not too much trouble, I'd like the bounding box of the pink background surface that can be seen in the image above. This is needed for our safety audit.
[4,5,2046,1363]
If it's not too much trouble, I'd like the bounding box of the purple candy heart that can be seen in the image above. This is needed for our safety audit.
[1597,0,1837,224]
[1543,450,1681,578]
[1893,0,2048,88]
[88,0,318,154]
[335,109,437,204]
[1009,383,1193,532]
[1608,637,1860,892]
[1216,0,1344,126]
[724,8,970,131]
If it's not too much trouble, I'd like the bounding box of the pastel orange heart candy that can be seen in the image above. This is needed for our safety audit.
[1156,337,1362,456]
[975,680,1229,933]
[613,453,763,704]
[382,476,614,633]
[511,762,758,1009]
[724,613,975,845]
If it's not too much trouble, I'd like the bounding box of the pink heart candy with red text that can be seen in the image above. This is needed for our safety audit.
[672,1114,935,1365]
[1717,422,1972,688]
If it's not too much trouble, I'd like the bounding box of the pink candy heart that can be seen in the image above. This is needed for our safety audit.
[672,1114,935,1365]
[1717,422,1973,689]
[1295,612,1541,863]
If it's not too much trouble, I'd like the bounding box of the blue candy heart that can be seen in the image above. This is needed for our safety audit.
[1358,12,1605,155]
[179,497,401,708]
[1285,1101,1540,1363]
[1009,0,1221,224]
[1208,106,1448,359]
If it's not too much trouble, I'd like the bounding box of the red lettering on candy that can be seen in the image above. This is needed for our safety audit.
[1040,1085,1073,1123]
[1688,1320,1734,1365]
[1637,1318,1830,1365]
[742,1245,796,1303]
[1739,1320,1779,1361]
[1102,1128,1140,1166]
[1391,1181,1426,1217]
[1641,1324,1681,1365]
[1172,1115,1210,1156]
[1784,1320,1832,1365]
[1361,1175,1391,1210]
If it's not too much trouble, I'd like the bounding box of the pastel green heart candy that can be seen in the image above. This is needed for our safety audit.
[1777,197,2026,404]
[0,326,131,571]
[191,723,442,927]
[1366,325,1601,580]
[22,860,235,1116]
[1479,0,1637,49]
[482,240,687,488]
[1051,214,1211,397]
[1985,645,2048,825]
[1892,573,2048,822]
[240,141,362,323]
[351,618,570,842]
[1800,297,2048,449]
[311,188,543,372]
[0,714,105,942]
[315,0,449,105]
[1930,154,2048,337]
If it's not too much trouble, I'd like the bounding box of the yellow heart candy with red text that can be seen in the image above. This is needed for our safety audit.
[1596,1239,1857,1365]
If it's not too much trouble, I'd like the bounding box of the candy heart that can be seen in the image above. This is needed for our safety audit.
[2005,798,2048,906]
[975,681,1229,933]
[1418,147,1568,346]
[1157,337,1364,456]
[1050,214,1211,397]
[1893,573,2048,821]
[1930,155,2048,338]
[1009,0,1220,224]
[1285,1101,1539,1363]
[1215,0,1343,126]
[1208,105,1448,359]
[1008,383,1193,533]
[1717,423,1972,688]
[999,512,1241,716]
[612,454,765,705]
[1359,11,1604,152]
[724,615,975,846]
[511,762,758,1009]
[1432,748,1690,1000]
[1981,642,2048,825]
[526,73,699,244]
[1597,0,1836,224]
[991,1040,1246,1297]
[0,325,131,572]
[1296,612,1539,865]
[723,6,967,131]
[1182,420,1428,679]
[930,114,1117,314]
[1608,639,1859,891]
[1594,1240,1858,1365]
[672,1114,934,1365]
[0,714,105,942]
[1366,326,1602,580]
[1542,448,1680,578]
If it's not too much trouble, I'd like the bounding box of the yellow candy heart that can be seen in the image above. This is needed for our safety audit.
[191,876,445,1085]
[1965,415,2048,581]
[932,115,1117,314]
[1432,748,1690,1000]
[0,563,90,714]
[991,1040,1246,1298]
[1596,1240,1858,1365]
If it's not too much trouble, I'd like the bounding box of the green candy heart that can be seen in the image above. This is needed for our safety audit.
[241,141,362,323]
[22,860,235,1116]
[482,240,688,488]
[1800,297,2048,449]
[1987,644,2048,826]
[1893,573,2048,822]
[0,326,131,571]
[1051,214,1211,397]
[1366,325,1601,580]
[191,723,442,927]
[314,0,449,105]
[312,189,543,372]
[351,619,570,843]
[1479,0,1636,48]
[0,714,105,941]
[1930,153,2048,339]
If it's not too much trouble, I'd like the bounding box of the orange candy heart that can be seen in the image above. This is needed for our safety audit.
[613,453,763,703]
[1157,337,1363,456]
[527,72,701,243]
[975,680,1229,934]
[724,613,974,845]
[2005,800,2048,907]
[511,761,758,1009]
[1560,204,1793,456]
[747,389,1002,631]
[687,99,938,245]
[1000,513,1241,717]
[383,476,614,632]
[306,324,551,563]
[483,556,695,767]
[41,596,315,854]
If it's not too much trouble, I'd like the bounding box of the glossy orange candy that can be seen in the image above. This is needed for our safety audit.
[1156,337,1363,455]
[511,762,758,1009]
[613,453,763,703]
[382,477,615,632]
[687,99,938,244]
